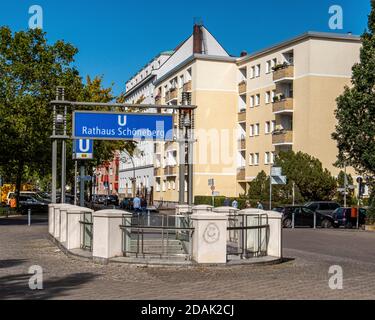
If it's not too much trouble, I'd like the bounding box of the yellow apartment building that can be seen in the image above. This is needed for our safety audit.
[132,26,362,205]
[236,32,361,194]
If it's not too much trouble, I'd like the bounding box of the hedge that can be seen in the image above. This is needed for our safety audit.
[194,196,283,210]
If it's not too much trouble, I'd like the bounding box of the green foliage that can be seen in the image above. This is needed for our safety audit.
[0,27,134,193]
[274,151,337,201]
[332,0,375,179]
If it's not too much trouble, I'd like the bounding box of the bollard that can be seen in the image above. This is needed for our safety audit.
[147,209,150,227]
[313,212,316,229]
[28,208,31,226]
[292,212,295,229]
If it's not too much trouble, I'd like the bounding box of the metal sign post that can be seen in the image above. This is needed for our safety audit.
[50,96,197,209]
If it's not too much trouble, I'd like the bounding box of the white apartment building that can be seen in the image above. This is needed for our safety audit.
[119,52,173,199]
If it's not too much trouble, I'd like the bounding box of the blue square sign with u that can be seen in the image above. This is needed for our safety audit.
[73,139,94,160]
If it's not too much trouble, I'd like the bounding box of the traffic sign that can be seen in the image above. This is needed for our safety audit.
[73,139,94,160]
[271,167,282,177]
[73,111,174,141]
[208,179,215,186]
[271,175,287,185]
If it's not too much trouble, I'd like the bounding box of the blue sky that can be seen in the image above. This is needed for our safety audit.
[0,0,371,96]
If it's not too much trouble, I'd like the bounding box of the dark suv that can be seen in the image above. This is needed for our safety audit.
[332,207,367,228]
[276,205,335,228]
[304,201,340,217]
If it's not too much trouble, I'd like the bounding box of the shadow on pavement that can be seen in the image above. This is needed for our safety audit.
[0,215,48,226]
[0,259,28,269]
[0,272,98,300]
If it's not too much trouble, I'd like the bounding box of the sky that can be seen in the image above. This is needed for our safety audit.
[0,0,371,96]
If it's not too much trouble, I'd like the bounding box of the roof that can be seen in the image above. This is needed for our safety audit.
[238,31,361,64]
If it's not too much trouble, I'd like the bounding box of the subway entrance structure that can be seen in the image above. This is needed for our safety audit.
[49,87,283,265]
[50,87,196,206]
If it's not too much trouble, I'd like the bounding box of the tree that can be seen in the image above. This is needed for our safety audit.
[332,0,375,179]
[274,151,337,201]
[0,27,82,208]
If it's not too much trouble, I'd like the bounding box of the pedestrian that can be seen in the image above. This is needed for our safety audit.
[245,200,251,208]
[257,201,264,210]
[232,199,238,209]
[223,197,230,207]
[133,194,141,215]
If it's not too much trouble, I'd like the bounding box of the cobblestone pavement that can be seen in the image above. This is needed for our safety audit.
[1,217,375,300]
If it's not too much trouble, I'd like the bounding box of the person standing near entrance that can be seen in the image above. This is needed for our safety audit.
[231,199,238,209]
[133,195,141,215]
[257,201,264,210]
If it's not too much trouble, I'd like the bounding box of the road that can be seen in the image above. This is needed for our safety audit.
[0,216,375,300]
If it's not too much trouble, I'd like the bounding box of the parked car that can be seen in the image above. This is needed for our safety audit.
[304,201,340,217]
[278,205,335,228]
[332,207,367,228]
[6,191,40,206]
[93,195,106,204]
[105,195,119,206]
[18,195,49,214]
[56,194,75,205]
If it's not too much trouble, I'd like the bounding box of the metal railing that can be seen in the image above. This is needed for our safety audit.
[227,214,269,259]
[120,213,194,259]
[79,212,93,251]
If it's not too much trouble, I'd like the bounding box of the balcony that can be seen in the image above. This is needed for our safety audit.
[237,167,246,181]
[164,166,177,176]
[238,81,247,94]
[183,81,192,92]
[166,88,178,102]
[272,130,293,145]
[155,95,161,105]
[273,64,294,82]
[154,167,162,176]
[238,139,246,150]
[238,111,246,122]
[273,98,294,114]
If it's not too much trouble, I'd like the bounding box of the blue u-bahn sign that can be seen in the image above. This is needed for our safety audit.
[73,139,94,160]
[73,111,174,141]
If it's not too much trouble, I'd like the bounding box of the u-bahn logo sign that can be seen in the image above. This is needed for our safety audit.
[72,111,174,141]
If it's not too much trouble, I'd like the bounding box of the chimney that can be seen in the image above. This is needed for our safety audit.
[240,51,248,57]
[193,24,203,54]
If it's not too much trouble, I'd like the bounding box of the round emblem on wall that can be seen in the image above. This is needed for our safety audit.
[203,223,220,244]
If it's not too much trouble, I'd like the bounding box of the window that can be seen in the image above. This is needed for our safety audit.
[254,123,260,136]
[162,181,166,192]
[266,61,271,74]
[265,152,270,164]
[172,180,176,190]
[249,154,254,166]
[255,64,261,77]
[265,91,271,104]
[249,125,254,137]
[265,121,270,134]
[254,153,259,165]
[179,75,184,88]
[167,181,171,190]
[270,152,275,164]
[156,179,161,192]
[250,66,255,79]
[255,94,260,106]
[250,96,254,108]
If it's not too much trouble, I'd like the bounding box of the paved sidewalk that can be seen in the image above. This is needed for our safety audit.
[1,219,375,300]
